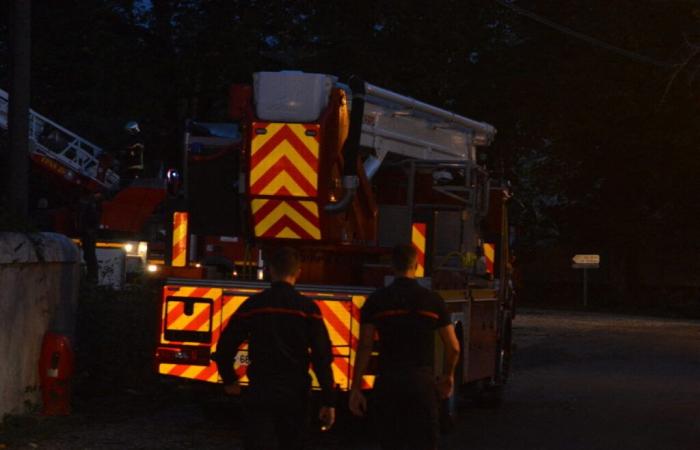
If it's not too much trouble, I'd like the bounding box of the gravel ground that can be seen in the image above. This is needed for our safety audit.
[2,309,699,449]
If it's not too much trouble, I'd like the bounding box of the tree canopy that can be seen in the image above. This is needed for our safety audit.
[2,0,699,300]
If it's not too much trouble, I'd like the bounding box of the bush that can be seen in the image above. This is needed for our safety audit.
[74,278,162,396]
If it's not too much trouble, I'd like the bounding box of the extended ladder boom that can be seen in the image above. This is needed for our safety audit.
[0,88,119,192]
[354,80,496,177]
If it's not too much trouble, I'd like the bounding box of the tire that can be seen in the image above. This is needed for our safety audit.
[476,313,512,409]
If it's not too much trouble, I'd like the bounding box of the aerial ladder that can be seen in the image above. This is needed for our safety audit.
[156,72,513,411]
[0,87,120,193]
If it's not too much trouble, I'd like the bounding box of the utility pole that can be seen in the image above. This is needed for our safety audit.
[6,0,31,218]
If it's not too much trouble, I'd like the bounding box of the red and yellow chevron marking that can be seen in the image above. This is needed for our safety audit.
[250,122,320,197]
[221,291,262,385]
[158,286,221,382]
[159,287,257,383]
[166,301,211,332]
[349,295,375,389]
[483,242,495,275]
[412,223,427,277]
[158,285,375,391]
[252,199,321,240]
[171,212,188,267]
[314,298,353,389]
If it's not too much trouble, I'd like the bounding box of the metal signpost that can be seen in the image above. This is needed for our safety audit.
[572,254,600,307]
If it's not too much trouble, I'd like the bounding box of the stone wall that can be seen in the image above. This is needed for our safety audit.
[0,233,80,417]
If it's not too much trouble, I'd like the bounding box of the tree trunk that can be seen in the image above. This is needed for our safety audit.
[6,0,31,218]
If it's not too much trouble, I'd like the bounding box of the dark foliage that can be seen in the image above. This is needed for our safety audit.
[74,279,162,392]
[2,0,700,306]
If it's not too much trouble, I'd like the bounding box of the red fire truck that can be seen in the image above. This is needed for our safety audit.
[0,87,168,282]
[154,71,514,410]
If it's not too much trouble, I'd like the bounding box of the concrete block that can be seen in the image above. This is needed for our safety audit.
[0,233,80,417]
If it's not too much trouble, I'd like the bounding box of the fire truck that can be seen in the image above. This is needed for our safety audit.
[154,71,514,410]
[0,88,167,282]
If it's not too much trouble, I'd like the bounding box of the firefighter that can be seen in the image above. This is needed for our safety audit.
[214,247,335,450]
[349,244,461,450]
[77,192,102,283]
[120,121,144,182]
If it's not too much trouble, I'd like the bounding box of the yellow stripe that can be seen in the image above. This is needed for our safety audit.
[331,362,349,390]
[250,123,284,151]
[181,365,205,379]
[221,295,253,329]
[309,359,350,390]
[412,227,426,251]
[484,243,495,262]
[168,303,210,331]
[252,200,320,239]
[299,200,318,216]
[323,301,351,346]
[166,288,220,342]
[324,320,345,345]
[161,286,198,343]
[250,123,285,151]
[250,141,318,190]
[172,212,188,267]
[276,227,302,239]
[175,287,194,297]
[333,347,351,356]
[256,171,308,197]
[350,295,366,342]
[412,224,426,277]
[158,363,176,375]
[288,124,320,150]
[158,364,220,383]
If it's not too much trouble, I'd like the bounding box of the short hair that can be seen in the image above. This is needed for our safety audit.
[268,247,301,278]
[392,244,418,273]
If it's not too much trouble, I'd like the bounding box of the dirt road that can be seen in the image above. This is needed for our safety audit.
[446,309,700,450]
[2,309,699,449]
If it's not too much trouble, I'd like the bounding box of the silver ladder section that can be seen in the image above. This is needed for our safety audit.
[344,81,496,177]
[343,81,496,211]
[0,88,120,191]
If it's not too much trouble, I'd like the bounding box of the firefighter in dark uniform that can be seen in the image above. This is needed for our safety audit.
[214,247,336,450]
[120,121,144,182]
[349,244,461,450]
[77,192,102,283]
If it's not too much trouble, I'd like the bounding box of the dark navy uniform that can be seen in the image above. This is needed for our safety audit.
[215,281,334,450]
[361,277,450,450]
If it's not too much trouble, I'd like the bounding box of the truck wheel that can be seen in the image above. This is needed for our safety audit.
[495,314,513,385]
[476,314,512,409]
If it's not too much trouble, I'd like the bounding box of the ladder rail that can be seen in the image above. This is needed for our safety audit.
[337,80,496,168]
[1,87,119,191]
[363,82,497,146]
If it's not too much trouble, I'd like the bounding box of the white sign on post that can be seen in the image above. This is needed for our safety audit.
[571,254,600,308]
[572,254,599,269]
[572,254,600,265]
